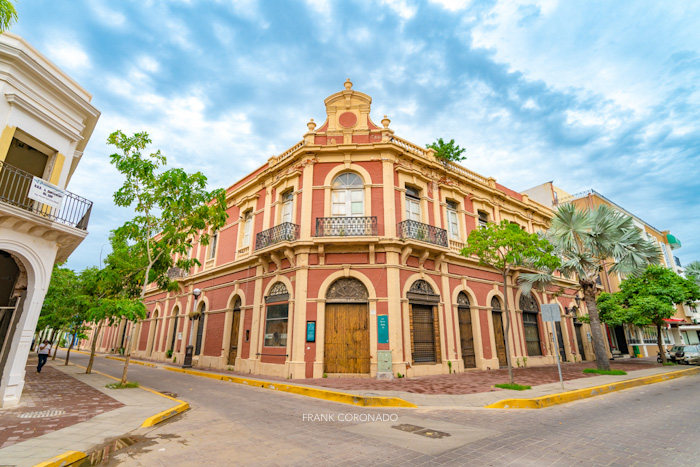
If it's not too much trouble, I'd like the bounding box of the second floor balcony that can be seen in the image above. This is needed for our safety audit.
[0,159,92,230]
[315,216,378,237]
[255,222,300,250]
[398,219,448,248]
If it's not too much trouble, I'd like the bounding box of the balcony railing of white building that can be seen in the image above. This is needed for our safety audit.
[0,159,92,230]
[315,216,378,237]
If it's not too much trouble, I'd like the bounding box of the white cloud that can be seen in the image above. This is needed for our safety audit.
[429,0,471,12]
[137,56,160,73]
[44,40,91,72]
[89,3,126,27]
[380,0,417,20]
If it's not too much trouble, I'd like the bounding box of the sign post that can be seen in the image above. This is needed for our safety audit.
[541,303,564,391]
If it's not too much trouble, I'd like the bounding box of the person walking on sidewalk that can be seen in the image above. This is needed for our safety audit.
[37,340,50,373]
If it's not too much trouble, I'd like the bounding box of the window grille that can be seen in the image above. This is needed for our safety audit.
[520,294,542,356]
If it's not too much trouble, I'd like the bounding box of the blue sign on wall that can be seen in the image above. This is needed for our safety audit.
[377,315,389,344]
[306,321,316,342]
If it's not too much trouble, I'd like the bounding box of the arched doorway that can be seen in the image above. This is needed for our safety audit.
[324,278,370,374]
[228,297,242,366]
[491,297,507,367]
[194,302,206,356]
[457,292,476,368]
[520,294,543,357]
[148,310,159,356]
[0,251,22,368]
[408,280,441,364]
[169,308,179,354]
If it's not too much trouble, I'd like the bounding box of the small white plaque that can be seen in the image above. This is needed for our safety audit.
[28,177,65,210]
[370,309,376,315]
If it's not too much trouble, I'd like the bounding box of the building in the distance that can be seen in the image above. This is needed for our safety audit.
[83,81,591,379]
[0,33,99,406]
[523,182,688,357]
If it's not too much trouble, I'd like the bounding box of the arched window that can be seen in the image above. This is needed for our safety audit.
[281,190,294,223]
[520,294,542,357]
[241,210,253,247]
[326,278,369,302]
[491,296,502,311]
[457,292,470,307]
[446,200,460,239]
[332,173,364,217]
[169,307,179,353]
[407,280,441,364]
[405,186,421,221]
[264,282,289,347]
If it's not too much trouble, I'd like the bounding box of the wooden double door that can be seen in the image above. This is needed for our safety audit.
[227,308,241,366]
[324,302,370,374]
[492,311,507,367]
[458,306,476,368]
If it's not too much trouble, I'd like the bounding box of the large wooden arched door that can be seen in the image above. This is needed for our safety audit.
[324,278,370,374]
[408,280,442,365]
[228,297,241,366]
[457,292,476,368]
[491,297,507,367]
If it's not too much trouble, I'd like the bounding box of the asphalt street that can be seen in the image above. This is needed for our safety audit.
[62,351,700,466]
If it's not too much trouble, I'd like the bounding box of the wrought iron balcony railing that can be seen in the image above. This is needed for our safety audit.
[397,220,448,247]
[315,216,378,237]
[0,160,92,230]
[255,222,300,250]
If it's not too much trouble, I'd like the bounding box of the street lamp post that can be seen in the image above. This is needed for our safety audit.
[182,288,201,369]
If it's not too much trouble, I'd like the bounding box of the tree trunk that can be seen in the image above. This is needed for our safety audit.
[581,280,611,371]
[657,323,667,364]
[121,322,136,385]
[64,332,75,366]
[502,270,515,384]
[86,321,103,374]
[51,327,65,360]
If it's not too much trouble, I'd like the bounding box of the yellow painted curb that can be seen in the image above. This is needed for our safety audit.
[69,363,190,425]
[164,367,416,408]
[33,450,87,467]
[105,355,158,368]
[485,366,700,409]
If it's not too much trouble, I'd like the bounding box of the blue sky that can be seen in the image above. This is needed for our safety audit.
[11,0,700,270]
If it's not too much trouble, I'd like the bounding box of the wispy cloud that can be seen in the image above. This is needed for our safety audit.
[10,0,700,268]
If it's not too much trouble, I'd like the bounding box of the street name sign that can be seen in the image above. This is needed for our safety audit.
[28,177,65,210]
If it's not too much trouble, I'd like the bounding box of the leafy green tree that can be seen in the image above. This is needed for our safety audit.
[461,221,560,383]
[107,130,228,383]
[596,265,700,363]
[520,204,660,371]
[37,265,76,359]
[426,138,466,163]
[0,0,17,32]
[685,261,700,286]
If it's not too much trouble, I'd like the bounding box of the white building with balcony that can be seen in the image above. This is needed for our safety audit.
[0,33,99,407]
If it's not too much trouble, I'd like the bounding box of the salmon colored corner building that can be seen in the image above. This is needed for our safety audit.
[82,80,595,379]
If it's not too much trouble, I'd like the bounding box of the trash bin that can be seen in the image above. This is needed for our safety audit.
[632,345,642,358]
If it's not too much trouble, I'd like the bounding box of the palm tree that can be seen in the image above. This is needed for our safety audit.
[0,1,17,32]
[685,261,700,286]
[520,203,660,371]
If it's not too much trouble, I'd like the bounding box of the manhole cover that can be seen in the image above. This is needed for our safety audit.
[392,424,451,439]
[18,409,65,418]
[392,424,423,433]
[414,429,451,439]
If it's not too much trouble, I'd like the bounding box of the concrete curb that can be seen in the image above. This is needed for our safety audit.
[33,450,87,467]
[164,367,417,408]
[69,362,190,425]
[105,355,158,368]
[485,366,700,409]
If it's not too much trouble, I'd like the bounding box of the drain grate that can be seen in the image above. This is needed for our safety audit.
[160,391,178,398]
[18,409,66,419]
[392,424,451,439]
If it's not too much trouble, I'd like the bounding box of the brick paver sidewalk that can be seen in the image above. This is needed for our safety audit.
[0,358,124,449]
[288,359,659,395]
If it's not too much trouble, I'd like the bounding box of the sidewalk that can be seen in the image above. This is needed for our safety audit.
[0,358,186,467]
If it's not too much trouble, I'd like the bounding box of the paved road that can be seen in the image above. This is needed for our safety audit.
[64,351,700,466]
